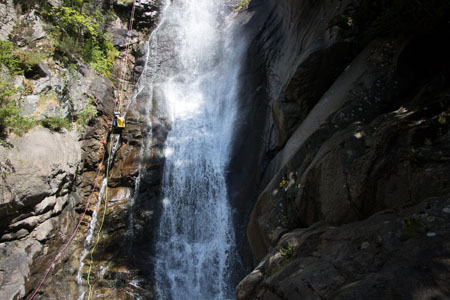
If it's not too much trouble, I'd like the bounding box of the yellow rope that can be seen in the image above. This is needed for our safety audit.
[118,0,137,112]
[86,137,113,300]
[85,2,136,298]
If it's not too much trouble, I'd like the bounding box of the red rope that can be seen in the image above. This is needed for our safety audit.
[26,153,105,300]
[117,0,136,113]
[26,1,137,298]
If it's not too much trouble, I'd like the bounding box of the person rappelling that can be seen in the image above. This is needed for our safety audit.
[103,111,126,147]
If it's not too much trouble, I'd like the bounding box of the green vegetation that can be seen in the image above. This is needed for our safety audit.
[235,0,250,12]
[0,102,36,137]
[280,242,294,258]
[0,42,36,136]
[268,242,295,275]
[44,4,118,77]
[0,41,42,75]
[0,41,22,74]
[400,217,425,241]
[279,177,288,188]
[76,102,98,129]
[0,1,117,138]
[40,116,71,132]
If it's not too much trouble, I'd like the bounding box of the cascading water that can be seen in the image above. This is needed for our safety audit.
[147,0,248,299]
[76,179,107,300]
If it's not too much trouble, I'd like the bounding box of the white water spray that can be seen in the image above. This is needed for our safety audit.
[151,0,247,299]
[76,179,108,300]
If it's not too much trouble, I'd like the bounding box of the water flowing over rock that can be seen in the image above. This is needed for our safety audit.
[2,0,450,299]
[140,0,249,298]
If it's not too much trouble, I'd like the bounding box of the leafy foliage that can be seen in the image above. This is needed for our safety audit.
[76,102,97,128]
[0,90,36,137]
[44,4,118,77]
[0,41,43,75]
[280,242,294,258]
[0,42,43,136]
[40,116,71,132]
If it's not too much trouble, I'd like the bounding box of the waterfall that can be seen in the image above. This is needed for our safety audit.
[76,179,108,300]
[148,0,247,299]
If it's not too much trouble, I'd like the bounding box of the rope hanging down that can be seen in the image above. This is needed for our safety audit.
[117,0,137,113]
[86,3,137,297]
[26,1,137,299]
[87,133,114,300]
[26,153,106,300]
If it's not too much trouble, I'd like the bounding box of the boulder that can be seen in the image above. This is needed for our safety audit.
[237,195,450,300]
[0,239,42,300]
[62,66,115,118]
[0,127,81,216]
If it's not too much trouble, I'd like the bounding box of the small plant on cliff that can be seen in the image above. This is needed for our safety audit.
[0,41,21,74]
[0,41,42,75]
[40,116,71,132]
[279,177,288,188]
[85,41,119,78]
[0,102,36,137]
[76,102,97,129]
[400,217,425,241]
[0,41,41,136]
[235,0,250,12]
[280,242,294,258]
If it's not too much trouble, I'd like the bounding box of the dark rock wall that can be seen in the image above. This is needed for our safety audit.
[232,0,450,299]
[229,0,359,269]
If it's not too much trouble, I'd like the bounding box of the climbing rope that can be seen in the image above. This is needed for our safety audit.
[26,153,106,300]
[117,0,137,113]
[86,1,136,298]
[26,1,137,299]
[86,133,114,300]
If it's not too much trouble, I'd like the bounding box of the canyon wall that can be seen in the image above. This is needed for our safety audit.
[232,0,450,299]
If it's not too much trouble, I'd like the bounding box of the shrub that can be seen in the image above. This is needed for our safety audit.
[84,40,119,78]
[235,0,250,12]
[76,103,97,128]
[0,41,43,75]
[40,116,71,132]
[0,41,22,74]
[0,81,36,136]
[0,43,42,136]
[400,217,425,241]
[0,104,36,136]
[12,49,43,72]
[280,242,294,258]
[44,5,118,77]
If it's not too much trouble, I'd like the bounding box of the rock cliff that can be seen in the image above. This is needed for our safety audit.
[2,0,450,299]
[233,0,450,299]
[0,0,163,299]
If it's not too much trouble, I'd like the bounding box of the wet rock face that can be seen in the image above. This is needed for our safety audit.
[233,0,450,298]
